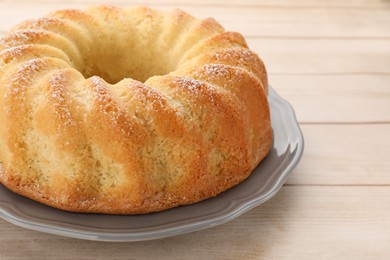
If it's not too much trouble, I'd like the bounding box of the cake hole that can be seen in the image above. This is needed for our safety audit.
[81,50,178,84]
[74,10,181,84]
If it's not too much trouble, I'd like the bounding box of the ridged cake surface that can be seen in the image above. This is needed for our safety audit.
[0,6,272,214]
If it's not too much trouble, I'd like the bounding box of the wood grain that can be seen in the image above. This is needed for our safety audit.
[272,75,390,123]
[248,39,390,74]
[286,124,390,185]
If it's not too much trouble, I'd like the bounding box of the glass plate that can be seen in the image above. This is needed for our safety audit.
[0,86,304,242]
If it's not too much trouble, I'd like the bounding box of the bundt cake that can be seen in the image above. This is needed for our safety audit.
[0,6,272,214]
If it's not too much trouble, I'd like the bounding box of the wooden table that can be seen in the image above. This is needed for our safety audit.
[1,0,389,258]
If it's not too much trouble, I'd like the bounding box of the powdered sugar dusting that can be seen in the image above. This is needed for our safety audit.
[91,76,113,114]
[209,48,265,85]
[91,77,116,121]
[126,81,170,125]
[0,29,47,48]
[91,76,133,137]
[192,64,244,90]
[49,71,77,134]
[172,76,218,106]
[18,17,62,30]
[212,48,257,65]
[203,64,232,77]
[129,81,167,111]
[173,76,203,94]
[1,45,31,63]
[4,59,46,100]
[193,64,230,88]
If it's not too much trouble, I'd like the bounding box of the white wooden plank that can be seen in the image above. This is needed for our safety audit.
[248,38,390,74]
[271,75,390,123]
[286,124,390,185]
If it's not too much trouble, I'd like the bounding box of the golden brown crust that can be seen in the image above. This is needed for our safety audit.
[0,6,272,214]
